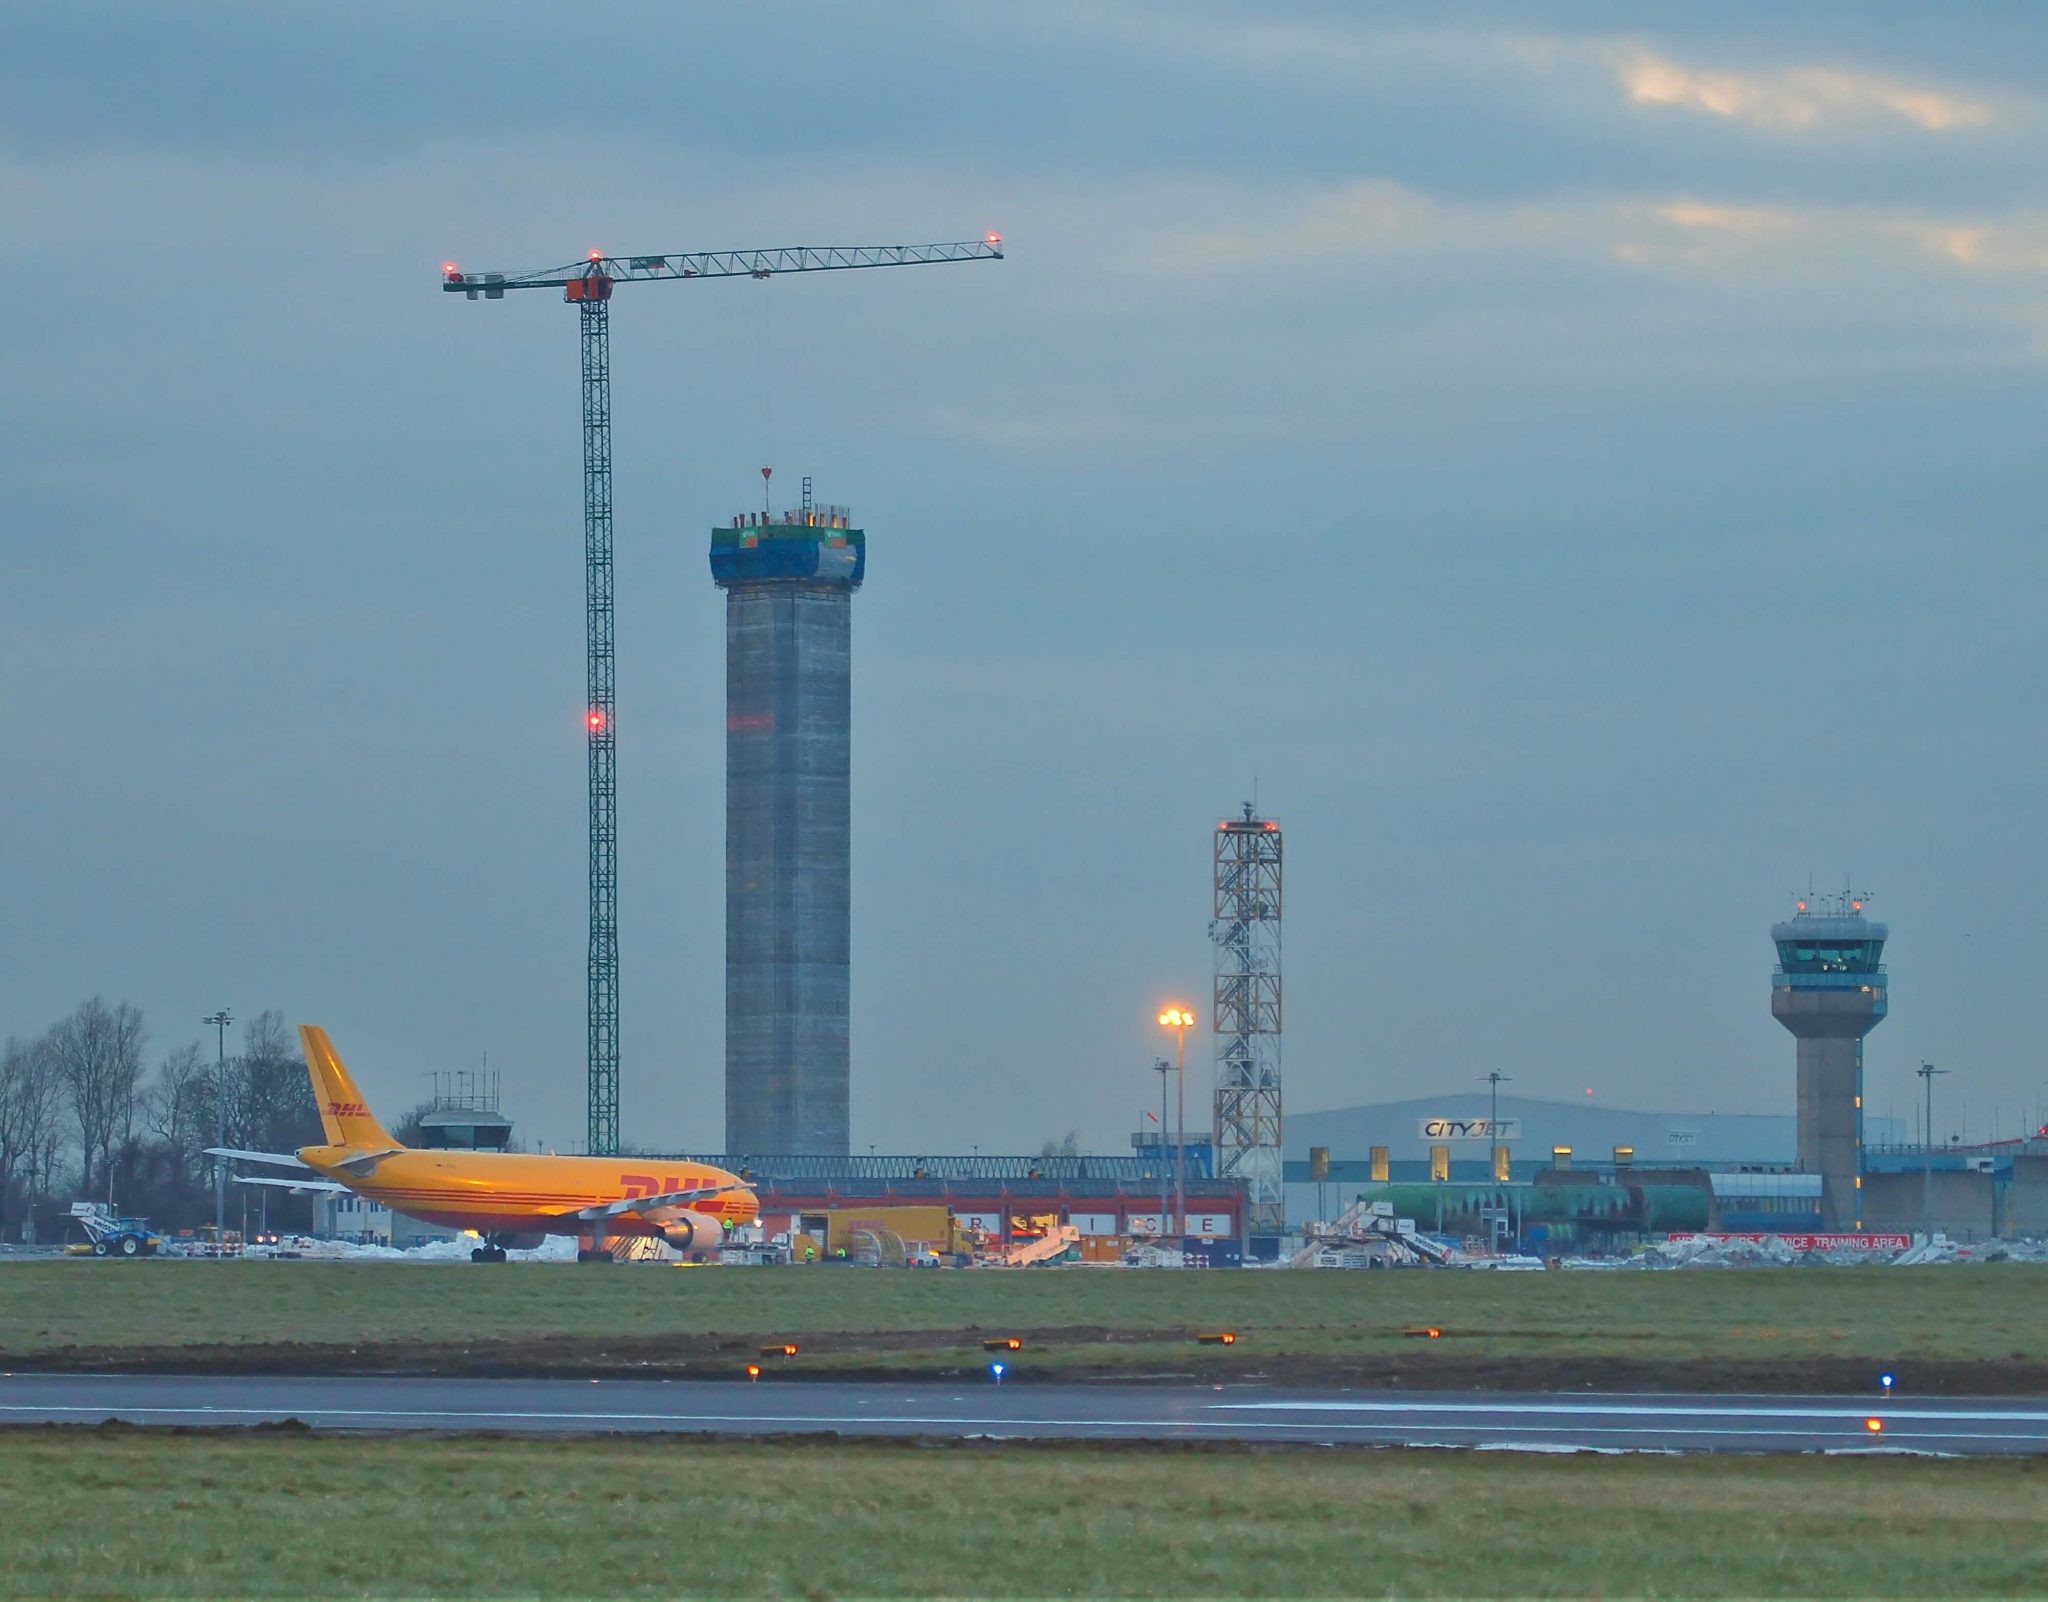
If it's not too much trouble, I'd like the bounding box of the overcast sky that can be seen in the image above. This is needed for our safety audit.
[4,3,2046,1155]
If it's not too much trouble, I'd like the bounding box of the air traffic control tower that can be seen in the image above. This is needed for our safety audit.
[710,494,864,1156]
[1770,894,1887,1230]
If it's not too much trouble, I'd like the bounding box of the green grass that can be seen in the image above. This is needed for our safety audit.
[2,1261,2043,1379]
[1,1431,2041,1598]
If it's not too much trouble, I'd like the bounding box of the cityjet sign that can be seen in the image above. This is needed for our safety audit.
[1418,1117,1521,1142]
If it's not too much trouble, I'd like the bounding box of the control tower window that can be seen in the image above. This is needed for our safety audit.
[1774,940,1883,974]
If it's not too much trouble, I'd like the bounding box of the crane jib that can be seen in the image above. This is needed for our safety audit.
[441,239,1004,299]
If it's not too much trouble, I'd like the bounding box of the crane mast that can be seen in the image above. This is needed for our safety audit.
[444,237,1002,1156]
[577,284,617,1157]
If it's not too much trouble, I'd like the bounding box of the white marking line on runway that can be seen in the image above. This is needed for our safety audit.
[1213,1399,2048,1424]
[1,1404,2044,1444]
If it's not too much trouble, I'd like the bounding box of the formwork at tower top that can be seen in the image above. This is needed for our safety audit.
[712,499,865,1158]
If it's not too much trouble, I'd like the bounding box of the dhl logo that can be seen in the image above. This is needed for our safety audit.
[325,1101,369,1118]
[621,1173,701,1198]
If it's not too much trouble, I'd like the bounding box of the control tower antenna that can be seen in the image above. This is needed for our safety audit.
[442,235,1004,1155]
[1211,804,1284,1243]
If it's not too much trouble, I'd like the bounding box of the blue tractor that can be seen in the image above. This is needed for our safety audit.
[68,1203,164,1258]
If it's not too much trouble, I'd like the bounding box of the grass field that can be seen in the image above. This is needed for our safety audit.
[2,1261,2043,1390]
[2,1430,2042,1598]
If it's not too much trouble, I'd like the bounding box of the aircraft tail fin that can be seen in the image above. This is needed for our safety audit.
[299,1026,401,1151]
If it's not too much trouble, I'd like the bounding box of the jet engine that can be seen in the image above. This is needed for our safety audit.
[659,1211,727,1259]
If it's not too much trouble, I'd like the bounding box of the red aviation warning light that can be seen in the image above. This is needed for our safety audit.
[586,709,607,734]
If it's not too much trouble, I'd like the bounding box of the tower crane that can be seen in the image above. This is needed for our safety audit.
[443,236,1004,1156]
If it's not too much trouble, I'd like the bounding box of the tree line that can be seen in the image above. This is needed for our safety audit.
[0,1001,326,1243]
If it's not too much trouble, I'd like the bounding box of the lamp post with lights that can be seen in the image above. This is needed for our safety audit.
[1918,1061,1948,1233]
[1158,1007,1195,1240]
[203,1011,233,1248]
[1150,1058,1173,1231]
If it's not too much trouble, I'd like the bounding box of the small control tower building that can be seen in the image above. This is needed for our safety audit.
[1770,893,1887,1230]
[710,488,863,1157]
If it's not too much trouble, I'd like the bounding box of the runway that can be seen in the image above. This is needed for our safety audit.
[3,1373,2044,1453]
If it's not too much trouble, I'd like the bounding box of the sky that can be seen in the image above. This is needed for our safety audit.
[4,2,2046,1156]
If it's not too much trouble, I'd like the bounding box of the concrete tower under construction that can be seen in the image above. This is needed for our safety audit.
[1770,893,1887,1231]
[710,493,864,1156]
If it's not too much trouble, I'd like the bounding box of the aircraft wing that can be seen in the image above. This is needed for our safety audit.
[233,1174,351,1194]
[205,1148,309,1169]
[571,1184,744,1223]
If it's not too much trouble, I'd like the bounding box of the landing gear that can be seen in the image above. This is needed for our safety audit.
[576,1241,614,1264]
[470,1243,510,1263]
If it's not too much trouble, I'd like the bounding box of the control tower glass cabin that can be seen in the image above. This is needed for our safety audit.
[709,501,865,1157]
[1770,898,1887,1231]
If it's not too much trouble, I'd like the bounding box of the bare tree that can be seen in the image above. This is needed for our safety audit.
[0,1032,66,1236]
[391,1099,438,1147]
[142,1042,209,1183]
[48,998,147,1200]
[236,1010,321,1154]
[0,1037,40,1230]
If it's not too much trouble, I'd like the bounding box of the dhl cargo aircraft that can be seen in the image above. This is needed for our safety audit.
[210,1025,756,1262]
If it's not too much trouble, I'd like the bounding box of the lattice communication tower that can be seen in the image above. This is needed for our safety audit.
[1211,804,1283,1237]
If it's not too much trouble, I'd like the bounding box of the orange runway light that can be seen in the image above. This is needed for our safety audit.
[1866,1417,1884,1434]
[760,1343,799,1357]
[745,1364,761,1380]
[1404,1326,1443,1339]
[1196,1332,1237,1345]
[982,1338,1023,1351]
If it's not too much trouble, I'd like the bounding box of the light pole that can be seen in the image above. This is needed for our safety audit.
[1917,1061,1948,1235]
[204,1011,233,1250]
[1158,1007,1195,1241]
[1481,1070,1514,1250]
[1481,1070,1512,1178]
[1151,1058,1173,1231]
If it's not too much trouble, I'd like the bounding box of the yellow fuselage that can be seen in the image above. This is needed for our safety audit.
[298,1146,758,1237]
